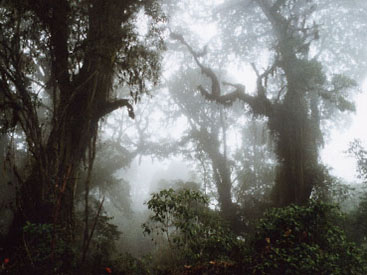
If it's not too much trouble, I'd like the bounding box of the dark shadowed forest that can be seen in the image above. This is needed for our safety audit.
[1,0,367,274]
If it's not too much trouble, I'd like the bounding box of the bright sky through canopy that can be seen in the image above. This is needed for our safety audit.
[321,79,367,183]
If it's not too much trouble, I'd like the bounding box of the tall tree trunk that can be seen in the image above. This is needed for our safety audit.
[199,124,239,230]
[211,153,239,229]
[270,91,316,206]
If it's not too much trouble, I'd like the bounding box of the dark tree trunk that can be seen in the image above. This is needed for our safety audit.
[3,0,137,258]
[212,152,233,210]
[211,154,239,230]
[269,92,316,206]
[197,125,239,231]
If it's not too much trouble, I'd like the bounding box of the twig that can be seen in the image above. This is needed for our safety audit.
[23,232,35,267]
[51,165,72,261]
[82,131,97,263]
[81,196,105,265]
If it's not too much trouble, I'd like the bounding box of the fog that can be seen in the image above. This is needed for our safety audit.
[122,157,192,212]
[1,0,367,273]
[322,88,367,182]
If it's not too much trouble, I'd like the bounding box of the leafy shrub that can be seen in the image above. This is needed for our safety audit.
[15,222,73,274]
[247,201,367,275]
[345,192,367,246]
[74,201,122,274]
[103,252,151,275]
[143,188,241,266]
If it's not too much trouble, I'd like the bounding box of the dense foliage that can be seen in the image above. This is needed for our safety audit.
[247,201,367,275]
[143,188,240,265]
[141,191,367,274]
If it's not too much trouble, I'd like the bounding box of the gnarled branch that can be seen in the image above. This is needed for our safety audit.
[98,98,135,119]
[171,33,274,117]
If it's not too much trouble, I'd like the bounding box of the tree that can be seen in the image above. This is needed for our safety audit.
[165,68,241,229]
[0,0,165,256]
[345,140,367,245]
[348,140,367,184]
[171,0,356,206]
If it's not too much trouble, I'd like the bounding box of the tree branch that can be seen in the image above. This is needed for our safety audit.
[98,99,135,119]
[29,0,71,95]
[171,33,274,117]
[170,32,221,97]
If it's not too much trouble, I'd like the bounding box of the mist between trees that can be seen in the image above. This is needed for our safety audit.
[1,0,367,274]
